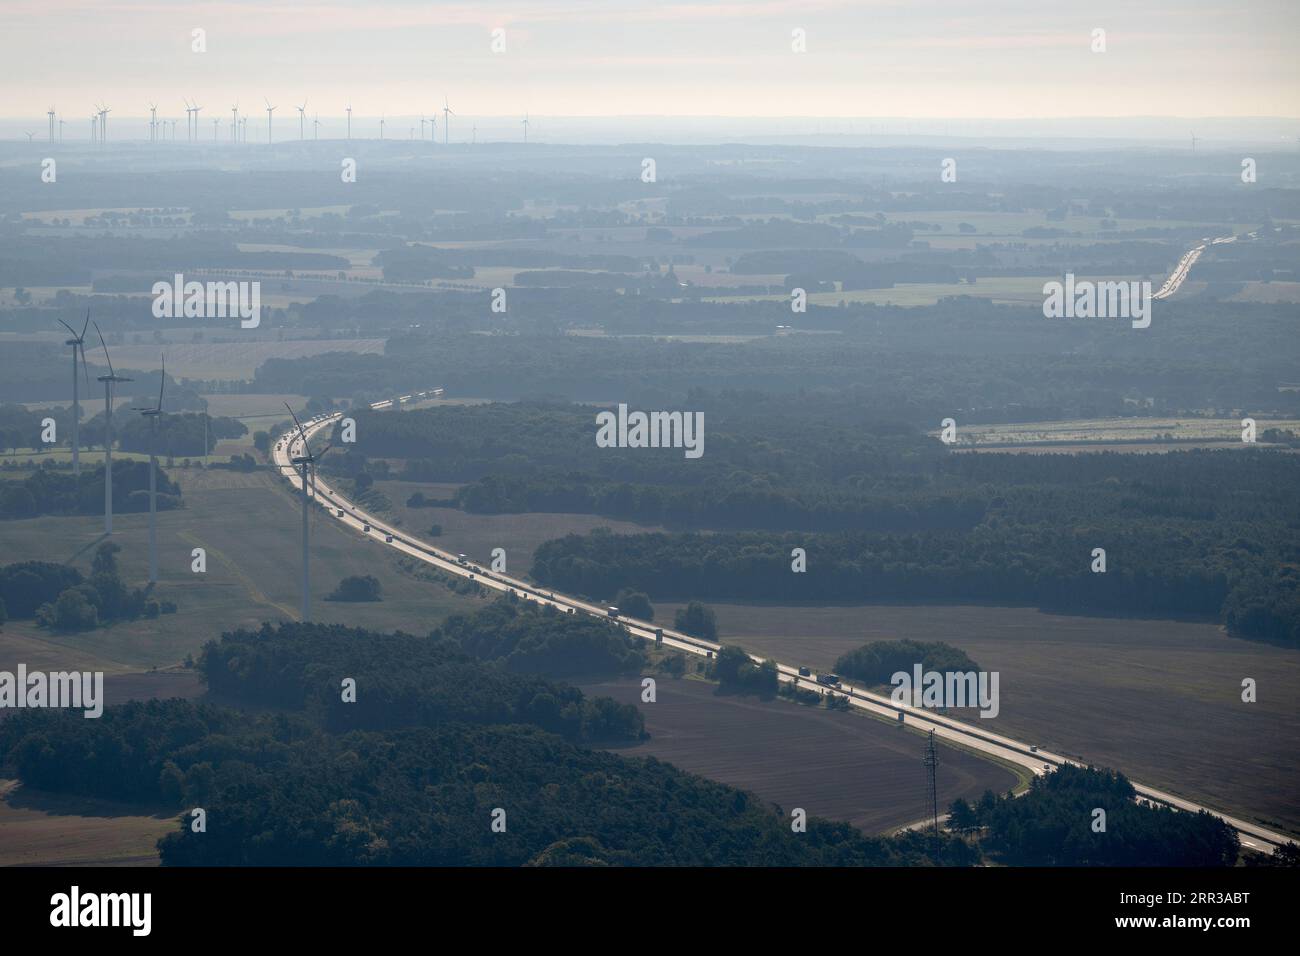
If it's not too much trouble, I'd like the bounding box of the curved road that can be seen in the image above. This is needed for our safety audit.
[274,409,1288,854]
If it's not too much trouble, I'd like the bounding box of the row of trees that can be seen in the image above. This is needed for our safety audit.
[197,618,645,743]
[0,460,181,520]
[530,525,1298,646]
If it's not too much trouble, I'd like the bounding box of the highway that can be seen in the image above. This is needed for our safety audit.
[1153,231,1250,301]
[273,408,1289,855]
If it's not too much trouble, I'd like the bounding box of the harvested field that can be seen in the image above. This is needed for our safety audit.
[580,675,1019,835]
[654,601,1300,838]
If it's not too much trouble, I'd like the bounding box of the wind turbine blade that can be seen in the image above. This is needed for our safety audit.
[93,321,114,378]
[284,401,308,446]
[316,442,334,460]
[79,344,91,388]
[57,318,78,337]
[80,309,90,339]
[157,354,165,411]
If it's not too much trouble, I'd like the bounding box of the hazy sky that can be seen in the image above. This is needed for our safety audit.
[2,0,1297,120]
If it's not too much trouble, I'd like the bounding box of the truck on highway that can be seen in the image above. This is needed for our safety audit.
[798,666,811,677]
[456,554,468,565]
[816,673,841,687]
[606,607,619,618]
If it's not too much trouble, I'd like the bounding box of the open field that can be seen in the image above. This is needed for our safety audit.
[940,417,1300,449]
[0,779,175,867]
[580,675,1020,835]
[703,275,1060,307]
[375,480,668,570]
[653,601,1300,838]
[0,466,484,675]
[107,339,385,380]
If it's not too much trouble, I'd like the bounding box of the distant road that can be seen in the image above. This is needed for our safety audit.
[1153,231,1247,300]
[272,408,1289,855]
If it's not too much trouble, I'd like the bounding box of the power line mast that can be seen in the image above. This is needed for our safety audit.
[923,729,940,838]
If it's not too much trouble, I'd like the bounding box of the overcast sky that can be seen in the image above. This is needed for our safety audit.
[2,0,1296,121]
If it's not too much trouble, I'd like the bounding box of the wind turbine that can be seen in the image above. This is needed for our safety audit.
[23,131,34,143]
[442,96,453,144]
[346,103,352,140]
[58,118,66,142]
[97,104,110,143]
[148,102,158,143]
[93,322,132,534]
[213,117,220,141]
[283,403,333,621]
[183,99,192,141]
[265,99,276,143]
[296,99,307,140]
[47,106,56,142]
[379,115,385,140]
[230,102,238,143]
[522,112,529,143]
[89,113,96,144]
[313,114,320,140]
[419,115,426,139]
[192,102,203,141]
[56,311,91,477]
[132,357,166,584]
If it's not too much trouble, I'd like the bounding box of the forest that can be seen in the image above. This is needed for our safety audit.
[0,459,181,520]
[197,617,645,743]
[950,766,1241,866]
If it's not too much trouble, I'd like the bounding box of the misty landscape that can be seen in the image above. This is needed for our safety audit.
[0,2,1296,932]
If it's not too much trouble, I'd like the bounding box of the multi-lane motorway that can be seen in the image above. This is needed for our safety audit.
[273,409,1288,854]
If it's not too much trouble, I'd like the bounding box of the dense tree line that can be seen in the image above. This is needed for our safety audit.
[249,298,1300,420]
[433,597,648,679]
[950,765,1240,866]
[0,560,83,618]
[0,460,181,519]
[198,619,645,743]
[112,412,245,458]
[531,520,1298,646]
[0,700,976,866]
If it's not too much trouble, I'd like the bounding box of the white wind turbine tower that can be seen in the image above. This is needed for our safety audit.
[191,102,203,141]
[93,322,132,535]
[47,106,56,142]
[296,99,307,140]
[213,117,220,141]
[58,118,66,142]
[184,99,194,141]
[56,311,91,477]
[522,113,529,143]
[230,102,238,143]
[265,99,276,143]
[132,357,166,584]
[313,115,320,140]
[442,96,453,144]
[148,103,158,143]
[97,104,110,143]
[283,403,334,621]
[346,103,352,140]
[90,113,97,144]
[24,131,34,143]
[420,115,426,139]
[379,115,385,140]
